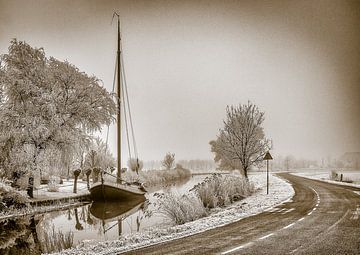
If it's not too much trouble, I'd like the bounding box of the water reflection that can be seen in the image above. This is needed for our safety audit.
[0,199,149,254]
[90,198,147,236]
[0,175,206,254]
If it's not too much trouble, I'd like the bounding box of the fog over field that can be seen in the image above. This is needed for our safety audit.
[1,0,359,163]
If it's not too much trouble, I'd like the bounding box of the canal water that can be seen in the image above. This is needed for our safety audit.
[0,175,207,254]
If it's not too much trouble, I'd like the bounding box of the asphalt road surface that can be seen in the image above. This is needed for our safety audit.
[123,173,360,255]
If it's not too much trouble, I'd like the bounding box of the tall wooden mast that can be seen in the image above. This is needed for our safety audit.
[116,14,122,183]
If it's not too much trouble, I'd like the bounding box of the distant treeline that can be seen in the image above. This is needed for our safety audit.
[143,159,216,172]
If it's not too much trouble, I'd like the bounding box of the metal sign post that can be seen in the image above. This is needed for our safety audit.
[263,151,273,195]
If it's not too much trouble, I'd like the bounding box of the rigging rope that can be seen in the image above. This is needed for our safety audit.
[104,55,118,154]
[121,68,133,160]
[120,48,139,160]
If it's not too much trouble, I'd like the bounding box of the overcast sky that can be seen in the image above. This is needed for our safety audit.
[1,0,359,163]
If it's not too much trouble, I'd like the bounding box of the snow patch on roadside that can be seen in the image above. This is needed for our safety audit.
[50,173,294,255]
[292,172,360,188]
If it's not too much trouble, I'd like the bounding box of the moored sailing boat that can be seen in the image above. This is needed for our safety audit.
[90,13,146,201]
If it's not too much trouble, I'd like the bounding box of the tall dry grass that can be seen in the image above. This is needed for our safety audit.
[42,225,74,253]
[192,174,255,208]
[155,174,255,225]
[123,167,191,187]
[154,192,208,225]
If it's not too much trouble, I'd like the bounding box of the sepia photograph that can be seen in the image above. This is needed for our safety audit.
[0,0,359,254]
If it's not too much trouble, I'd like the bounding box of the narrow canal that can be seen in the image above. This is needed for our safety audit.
[0,175,208,254]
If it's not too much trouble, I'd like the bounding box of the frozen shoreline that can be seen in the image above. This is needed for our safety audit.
[51,173,294,255]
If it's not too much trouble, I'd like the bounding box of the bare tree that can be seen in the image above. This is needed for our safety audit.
[210,102,271,178]
[162,152,175,170]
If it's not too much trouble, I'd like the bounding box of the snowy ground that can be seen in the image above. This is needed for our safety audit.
[51,173,294,255]
[33,180,89,200]
[0,180,90,220]
[291,170,360,188]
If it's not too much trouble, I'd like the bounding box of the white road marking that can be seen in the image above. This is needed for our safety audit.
[281,208,295,214]
[283,223,295,229]
[350,205,360,220]
[223,185,324,255]
[265,207,281,213]
[259,233,274,240]
[221,242,253,254]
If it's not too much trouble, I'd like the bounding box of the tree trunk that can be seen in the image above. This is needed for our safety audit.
[73,169,81,193]
[243,167,248,180]
[73,175,78,193]
[27,175,34,198]
[85,169,91,190]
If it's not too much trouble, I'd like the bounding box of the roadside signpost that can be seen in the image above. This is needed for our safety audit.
[264,151,273,195]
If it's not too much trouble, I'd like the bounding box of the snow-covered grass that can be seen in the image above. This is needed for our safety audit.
[51,173,294,255]
[154,192,208,225]
[292,170,360,188]
[153,174,255,225]
[193,174,255,208]
[123,167,191,187]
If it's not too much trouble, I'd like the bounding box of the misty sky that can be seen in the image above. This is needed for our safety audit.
[1,0,359,163]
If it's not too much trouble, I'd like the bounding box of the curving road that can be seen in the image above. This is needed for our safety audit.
[124,173,360,255]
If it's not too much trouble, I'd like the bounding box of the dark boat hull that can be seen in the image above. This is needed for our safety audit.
[89,199,145,221]
[90,183,146,202]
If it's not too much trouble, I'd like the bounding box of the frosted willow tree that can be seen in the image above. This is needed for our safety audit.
[210,102,271,179]
[0,40,116,197]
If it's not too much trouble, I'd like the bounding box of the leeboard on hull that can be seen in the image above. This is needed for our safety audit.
[90,182,146,202]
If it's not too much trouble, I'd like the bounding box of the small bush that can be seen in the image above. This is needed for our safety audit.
[154,192,208,225]
[47,182,59,192]
[47,176,60,192]
[191,174,255,208]
[329,170,338,181]
[0,178,29,211]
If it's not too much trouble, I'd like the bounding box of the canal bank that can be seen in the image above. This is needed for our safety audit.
[0,174,205,254]
[50,173,294,255]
